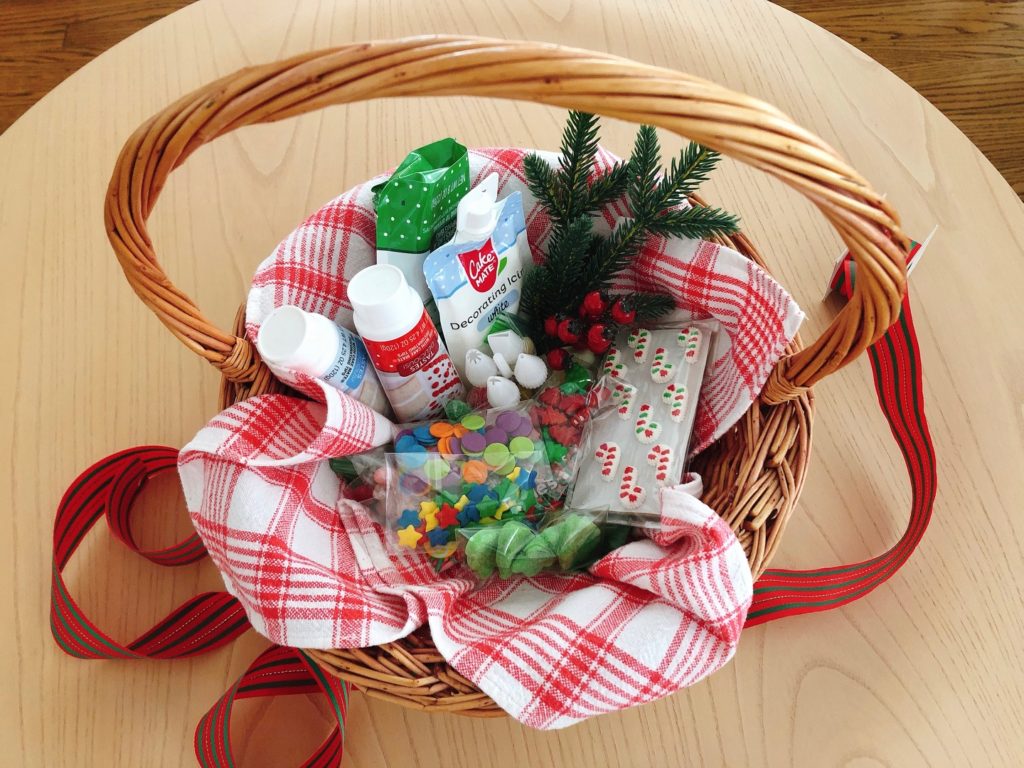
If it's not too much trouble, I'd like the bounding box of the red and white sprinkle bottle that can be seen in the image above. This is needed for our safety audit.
[348,264,464,422]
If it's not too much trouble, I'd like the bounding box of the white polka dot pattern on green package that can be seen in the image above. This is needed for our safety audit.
[374,138,470,254]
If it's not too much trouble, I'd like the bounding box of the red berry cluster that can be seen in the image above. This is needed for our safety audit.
[542,291,637,370]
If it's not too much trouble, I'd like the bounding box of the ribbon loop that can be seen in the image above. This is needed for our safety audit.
[746,294,936,624]
[50,446,250,658]
[194,646,349,768]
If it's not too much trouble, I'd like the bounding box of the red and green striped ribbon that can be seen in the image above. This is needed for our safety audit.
[746,289,936,625]
[51,445,250,659]
[194,646,349,768]
[51,445,350,766]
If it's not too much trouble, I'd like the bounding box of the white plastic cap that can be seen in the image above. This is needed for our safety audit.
[257,305,338,373]
[348,264,424,341]
[456,172,499,242]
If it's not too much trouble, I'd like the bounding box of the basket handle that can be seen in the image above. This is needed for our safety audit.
[104,35,909,404]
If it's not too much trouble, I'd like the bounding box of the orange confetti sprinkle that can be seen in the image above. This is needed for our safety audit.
[462,460,489,484]
[429,422,456,438]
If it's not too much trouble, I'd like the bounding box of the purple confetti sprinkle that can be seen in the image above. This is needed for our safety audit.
[461,432,486,454]
[484,427,508,446]
[494,411,520,432]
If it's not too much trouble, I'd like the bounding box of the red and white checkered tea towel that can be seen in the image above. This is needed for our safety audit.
[180,147,803,727]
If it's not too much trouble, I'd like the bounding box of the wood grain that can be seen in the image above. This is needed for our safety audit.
[2,0,1024,766]
[0,0,193,128]
[775,0,1024,197]
[3,0,1022,198]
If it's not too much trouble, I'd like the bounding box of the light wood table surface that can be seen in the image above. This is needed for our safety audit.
[2,1,1023,766]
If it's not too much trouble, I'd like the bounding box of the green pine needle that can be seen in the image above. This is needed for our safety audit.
[627,124,661,213]
[557,111,602,222]
[584,160,630,211]
[523,152,561,218]
[587,218,647,288]
[655,143,723,210]
[545,215,595,297]
[646,205,740,240]
[631,292,677,321]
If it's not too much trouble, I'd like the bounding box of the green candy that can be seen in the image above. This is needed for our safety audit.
[512,535,557,577]
[552,514,602,570]
[423,458,450,482]
[465,527,500,579]
[521,489,537,510]
[477,497,499,518]
[461,414,486,431]
[508,436,536,459]
[494,478,513,500]
[544,440,568,465]
[600,523,632,552]
[564,362,594,389]
[483,442,510,467]
[444,399,472,422]
[496,522,534,579]
[535,524,565,560]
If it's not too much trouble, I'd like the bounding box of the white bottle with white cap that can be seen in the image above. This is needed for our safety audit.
[257,305,389,414]
[347,264,464,422]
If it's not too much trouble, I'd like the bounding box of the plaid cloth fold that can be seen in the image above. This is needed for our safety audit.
[181,147,802,727]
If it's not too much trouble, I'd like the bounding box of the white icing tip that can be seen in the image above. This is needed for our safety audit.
[488,330,525,361]
[492,351,513,378]
[485,375,520,408]
[513,353,548,389]
[465,349,498,388]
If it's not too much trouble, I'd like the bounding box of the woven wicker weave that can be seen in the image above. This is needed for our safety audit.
[104,35,907,717]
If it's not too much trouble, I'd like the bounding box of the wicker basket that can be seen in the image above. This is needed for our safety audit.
[104,36,908,718]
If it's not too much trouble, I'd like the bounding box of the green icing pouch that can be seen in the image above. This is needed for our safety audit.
[372,138,470,301]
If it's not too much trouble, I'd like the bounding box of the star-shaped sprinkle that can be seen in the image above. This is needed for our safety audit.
[396,525,423,549]
[427,527,451,546]
[436,504,459,528]
[457,504,480,525]
[477,497,499,517]
[397,509,420,529]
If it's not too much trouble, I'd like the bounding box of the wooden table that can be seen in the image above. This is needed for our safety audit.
[3,1,1022,765]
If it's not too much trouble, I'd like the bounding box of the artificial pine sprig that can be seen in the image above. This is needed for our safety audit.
[519,215,595,323]
[590,124,739,287]
[521,111,740,351]
[629,292,678,320]
[523,112,629,232]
